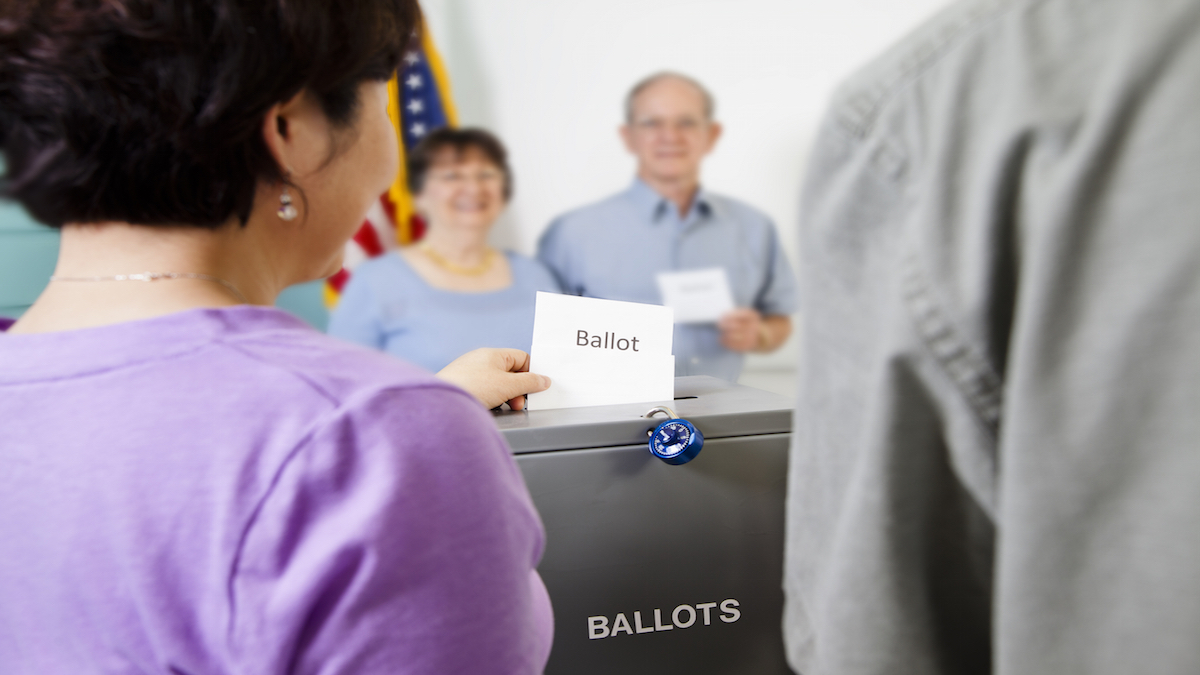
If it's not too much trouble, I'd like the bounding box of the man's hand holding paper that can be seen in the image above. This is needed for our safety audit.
[654,267,735,324]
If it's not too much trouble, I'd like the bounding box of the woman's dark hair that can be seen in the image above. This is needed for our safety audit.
[407,127,514,201]
[0,0,420,228]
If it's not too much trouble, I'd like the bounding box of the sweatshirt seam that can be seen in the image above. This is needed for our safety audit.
[833,0,1037,141]
[0,340,216,386]
[222,378,478,643]
[901,252,1003,438]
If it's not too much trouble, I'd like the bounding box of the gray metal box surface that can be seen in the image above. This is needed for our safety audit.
[495,376,794,675]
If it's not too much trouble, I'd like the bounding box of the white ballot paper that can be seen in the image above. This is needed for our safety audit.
[528,292,675,410]
[655,267,735,324]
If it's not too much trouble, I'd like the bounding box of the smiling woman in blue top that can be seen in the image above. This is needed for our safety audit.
[329,128,560,371]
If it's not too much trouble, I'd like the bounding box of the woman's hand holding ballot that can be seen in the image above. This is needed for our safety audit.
[438,348,551,411]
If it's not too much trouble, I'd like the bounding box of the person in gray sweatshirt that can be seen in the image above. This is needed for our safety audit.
[783,0,1200,673]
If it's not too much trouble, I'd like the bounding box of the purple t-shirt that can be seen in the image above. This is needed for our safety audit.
[0,307,552,673]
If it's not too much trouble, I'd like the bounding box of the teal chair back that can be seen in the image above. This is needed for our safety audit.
[0,201,57,320]
[0,198,327,329]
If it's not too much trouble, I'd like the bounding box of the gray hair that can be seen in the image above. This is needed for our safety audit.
[623,71,716,123]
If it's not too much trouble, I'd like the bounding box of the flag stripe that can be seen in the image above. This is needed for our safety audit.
[326,267,351,294]
[352,219,387,258]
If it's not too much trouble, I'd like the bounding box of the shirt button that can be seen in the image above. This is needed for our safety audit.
[691,357,701,365]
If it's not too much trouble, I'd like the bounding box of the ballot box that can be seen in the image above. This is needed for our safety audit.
[494,376,795,675]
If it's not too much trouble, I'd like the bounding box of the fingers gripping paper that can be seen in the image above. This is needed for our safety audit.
[528,292,675,410]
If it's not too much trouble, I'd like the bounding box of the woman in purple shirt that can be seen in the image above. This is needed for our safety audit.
[0,1,552,673]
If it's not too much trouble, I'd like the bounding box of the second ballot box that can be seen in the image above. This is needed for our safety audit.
[494,376,795,675]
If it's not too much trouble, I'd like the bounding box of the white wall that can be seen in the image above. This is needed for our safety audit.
[420,0,950,372]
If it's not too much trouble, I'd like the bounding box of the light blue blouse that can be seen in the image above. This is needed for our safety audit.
[538,179,797,382]
[327,251,561,372]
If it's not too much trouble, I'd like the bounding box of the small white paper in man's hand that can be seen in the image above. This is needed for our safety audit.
[528,292,675,410]
[655,267,735,324]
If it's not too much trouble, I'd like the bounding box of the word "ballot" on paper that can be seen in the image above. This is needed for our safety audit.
[577,331,640,351]
[529,292,674,410]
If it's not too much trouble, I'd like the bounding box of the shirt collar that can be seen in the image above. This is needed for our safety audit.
[627,178,713,224]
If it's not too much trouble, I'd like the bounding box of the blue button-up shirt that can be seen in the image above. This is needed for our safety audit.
[537,179,797,381]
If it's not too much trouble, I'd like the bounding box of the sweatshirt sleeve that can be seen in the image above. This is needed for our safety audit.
[228,384,552,675]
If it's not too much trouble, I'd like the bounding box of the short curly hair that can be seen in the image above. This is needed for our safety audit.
[406,127,514,201]
[0,0,419,228]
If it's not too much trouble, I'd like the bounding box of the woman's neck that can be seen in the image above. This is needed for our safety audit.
[10,221,277,334]
[419,227,492,267]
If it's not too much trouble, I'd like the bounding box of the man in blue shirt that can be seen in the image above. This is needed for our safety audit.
[537,72,797,382]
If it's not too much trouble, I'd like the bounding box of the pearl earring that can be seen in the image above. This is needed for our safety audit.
[277,186,298,221]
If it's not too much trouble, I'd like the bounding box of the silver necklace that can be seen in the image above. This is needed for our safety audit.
[49,272,249,304]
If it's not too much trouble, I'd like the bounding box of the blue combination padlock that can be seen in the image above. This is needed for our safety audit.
[644,406,704,465]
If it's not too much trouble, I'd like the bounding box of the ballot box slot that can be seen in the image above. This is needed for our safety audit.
[496,376,794,455]
[502,412,790,455]
[509,432,790,458]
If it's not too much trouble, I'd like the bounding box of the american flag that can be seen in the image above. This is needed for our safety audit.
[323,25,458,307]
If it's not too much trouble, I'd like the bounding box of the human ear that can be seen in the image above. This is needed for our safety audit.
[700,123,720,148]
[413,188,432,217]
[259,89,333,179]
[619,124,637,154]
[703,121,723,154]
